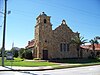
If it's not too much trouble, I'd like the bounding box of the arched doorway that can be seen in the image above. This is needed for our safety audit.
[43,50,48,60]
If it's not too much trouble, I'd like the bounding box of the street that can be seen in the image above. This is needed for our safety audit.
[0,65,100,75]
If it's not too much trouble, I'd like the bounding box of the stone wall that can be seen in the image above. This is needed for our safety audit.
[51,20,78,59]
[33,12,78,59]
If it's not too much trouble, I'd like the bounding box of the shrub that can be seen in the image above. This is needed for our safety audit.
[34,58,41,60]
[13,50,18,58]
[24,49,33,59]
[18,48,25,58]
[14,58,24,62]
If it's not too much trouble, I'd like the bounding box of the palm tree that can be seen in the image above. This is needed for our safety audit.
[89,38,99,58]
[71,36,87,58]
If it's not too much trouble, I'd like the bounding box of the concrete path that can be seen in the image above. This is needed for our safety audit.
[0,66,53,71]
[0,64,99,71]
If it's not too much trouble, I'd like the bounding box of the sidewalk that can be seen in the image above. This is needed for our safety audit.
[0,63,81,71]
[0,64,99,71]
[0,66,54,71]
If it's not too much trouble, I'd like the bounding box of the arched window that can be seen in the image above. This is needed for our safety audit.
[60,43,67,52]
[44,19,46,23]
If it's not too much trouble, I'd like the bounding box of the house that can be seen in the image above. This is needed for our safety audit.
[26,12,80,59]
[81,44,100,58]
[26,39,35,50]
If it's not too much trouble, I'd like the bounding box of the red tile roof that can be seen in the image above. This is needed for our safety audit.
[81,44,100,51]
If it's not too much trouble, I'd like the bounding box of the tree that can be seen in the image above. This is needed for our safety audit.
[95,36,100,40]
[18,48,33,59]
[89,38,99,58]
[24,49,33,59]
[18,48,25,58]
[11,48,18,58]
[71,36,87,58]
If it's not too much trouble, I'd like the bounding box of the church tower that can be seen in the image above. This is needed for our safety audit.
[34,12,53,59]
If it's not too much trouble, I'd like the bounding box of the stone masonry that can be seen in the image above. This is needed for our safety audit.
[27,12,79,59]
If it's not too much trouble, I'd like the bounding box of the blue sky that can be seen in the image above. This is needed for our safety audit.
[0,0,100,50]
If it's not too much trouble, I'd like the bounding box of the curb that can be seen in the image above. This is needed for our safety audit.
[0,66,54,71]
[0,68,54,71]
[0,64,100,71]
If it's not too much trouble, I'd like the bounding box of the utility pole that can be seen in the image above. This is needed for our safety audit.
[2,0,7,67]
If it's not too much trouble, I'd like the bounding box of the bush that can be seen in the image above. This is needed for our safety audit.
[14,58,24,61]
[18,48,25,58]
[18,48,33,59]
[11,48,18,58]
[13,50,18,58]
[34,58,41,60]
[24,50,33,59]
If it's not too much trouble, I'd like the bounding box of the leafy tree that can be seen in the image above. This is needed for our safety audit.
[11,48,18,58]
[89,38,99,58]
[71,36,87,58]
[24,49,33,59]
[18,48,25,58]
[18,48,33,59]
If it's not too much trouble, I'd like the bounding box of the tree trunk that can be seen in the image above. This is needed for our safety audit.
[77,45,80,58]
[93,44,95,58]
[80,48,83,58]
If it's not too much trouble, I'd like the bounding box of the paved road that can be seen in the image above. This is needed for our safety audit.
[0,65,100,75]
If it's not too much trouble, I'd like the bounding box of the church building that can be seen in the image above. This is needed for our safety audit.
[26,12,79,60]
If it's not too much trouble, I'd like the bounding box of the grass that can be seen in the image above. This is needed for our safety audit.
[0,57,100,68]
[51,58,100,69]
[4,61,56,67]
[0,57,57,67]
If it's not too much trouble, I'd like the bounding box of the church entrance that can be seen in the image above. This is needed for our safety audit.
[43,50,48,60]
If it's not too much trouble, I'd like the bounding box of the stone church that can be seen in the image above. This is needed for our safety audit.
[26,12,79,60]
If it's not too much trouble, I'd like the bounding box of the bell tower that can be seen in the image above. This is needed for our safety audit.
[34,12,53,59]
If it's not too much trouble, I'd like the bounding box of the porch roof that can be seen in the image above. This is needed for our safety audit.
[81,44,100,51]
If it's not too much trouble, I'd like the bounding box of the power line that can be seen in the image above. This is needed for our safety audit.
[8,9,99,29]
[8,0,100,19]
[6,1,100,28]
[29,0,100,18]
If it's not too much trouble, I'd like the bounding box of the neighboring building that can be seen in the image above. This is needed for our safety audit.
[26,39,35,50]
[26,12,80,59]
[81,44,100,58]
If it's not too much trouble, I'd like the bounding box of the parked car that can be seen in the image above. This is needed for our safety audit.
[6,52,14,60]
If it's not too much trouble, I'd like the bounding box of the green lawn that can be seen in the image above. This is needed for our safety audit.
[4,61,56,67]
[0,57,100,67]
[0,57,57,67]
[51,58,100,69]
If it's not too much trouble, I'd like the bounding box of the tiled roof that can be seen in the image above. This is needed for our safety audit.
[81,44,100,51]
